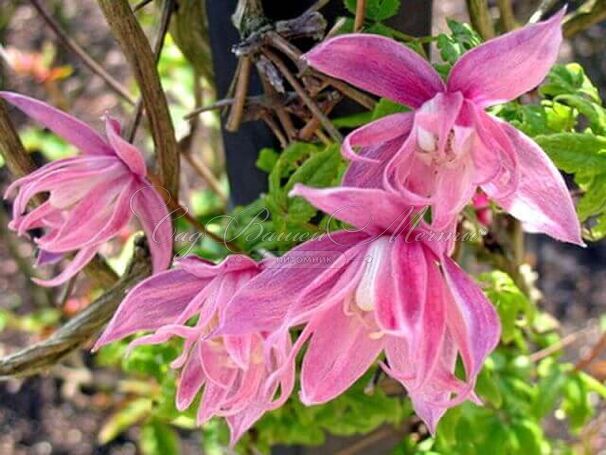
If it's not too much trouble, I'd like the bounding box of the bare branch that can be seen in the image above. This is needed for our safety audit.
[354,0,367,32]
[226,56,253,132]
[125,0,176,142]
[564,0,606,38]
[98,0,181,200]
[466,0,495,39]
[0,239,152,379]
[497,0,517,31]
[28,0,135,105]
[262,49,343,143]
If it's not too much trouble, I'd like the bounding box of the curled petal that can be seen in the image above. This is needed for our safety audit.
[305,34,444,108]
[448,10,564,107]
[105,116,148,177]
[33,245,99,287]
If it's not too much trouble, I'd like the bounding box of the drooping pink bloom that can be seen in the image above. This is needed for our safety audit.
[94,255,294,445]
[304,10,583,245]
[220,184,500,432]
[1,92,172,286]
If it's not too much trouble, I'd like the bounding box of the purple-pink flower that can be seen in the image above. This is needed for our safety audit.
[220,184,500,433]
[94,255,294,445]
[305,10,583,245]
[1,92,172,286]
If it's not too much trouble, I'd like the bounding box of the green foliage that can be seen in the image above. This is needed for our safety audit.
[435,20,482,77]
[498,63,606,240]
[140,419,181,455]
[238,372,408,451]
[344,0,401,22]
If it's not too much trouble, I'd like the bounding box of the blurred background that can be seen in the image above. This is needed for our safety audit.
[0,0,605,453]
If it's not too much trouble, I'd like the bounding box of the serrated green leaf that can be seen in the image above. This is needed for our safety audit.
[540,63,601,104]
[371,98,410,121]
[344,0,401,21]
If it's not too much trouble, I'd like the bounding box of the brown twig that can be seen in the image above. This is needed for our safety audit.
[28,0,135,105]
[184,98,236,119]
[262,49,343,143]
[182,152,228,206]
[125,0,175,142]
[563,0,606,38]
[313,72,376,110]
[529,330,586,363]
[497,0,518,31]
[0,239,152,379]
[354,0,367,32]
[226,56,253,132]
[466,0,495,39]
[576,332,606,371]
[98,0,180,200]
[133,0,154,12]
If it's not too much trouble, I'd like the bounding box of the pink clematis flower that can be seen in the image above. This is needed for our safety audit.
[1,92,172,286]
[94,255,294,445]
[220,184,500,433]
[304,10,583,245]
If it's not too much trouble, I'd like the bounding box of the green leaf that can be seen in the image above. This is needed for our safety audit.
[371,98,410,121]
[140,419,181,455]
[562,373,593,431]
[256,148,279,173]
[436,19,482,75]
[480,271,534,343]
[540,64,601,105]
[98,398,152,444]
[344,0,401,21]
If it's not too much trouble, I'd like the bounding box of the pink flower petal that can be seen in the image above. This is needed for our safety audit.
[220,231,368,335]
[342,112,413,163]
[441,257,500,390]
[305,34,445,108]
[130,183,173,273]
[33,245,99,287]
[483,121,583,245]
[105,116,148,177]
[93,269,205,349]
[289,184,425,235]
[299,305,383,404]
[0,91,113,155]
[448,10,564,108]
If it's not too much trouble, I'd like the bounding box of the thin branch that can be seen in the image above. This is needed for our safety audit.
[262,49,343,143]
[125,0,175,142]
[576,332,606,371]
[497,0,517,31]
[0,100,119,289]
[563,0,606,38]
[184,98,235,119]
[306,0,331,13]
[98,0,181,200]
[528,0,560,23]
[226,56,253,132]
[354,0,367,32]
[466,0,495,39]
[0,239,152,379]
[313,72,376,110]
[28,0,135,105]
[529,329,587,363]
[182,152,228,206]
[133,0,154,13]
